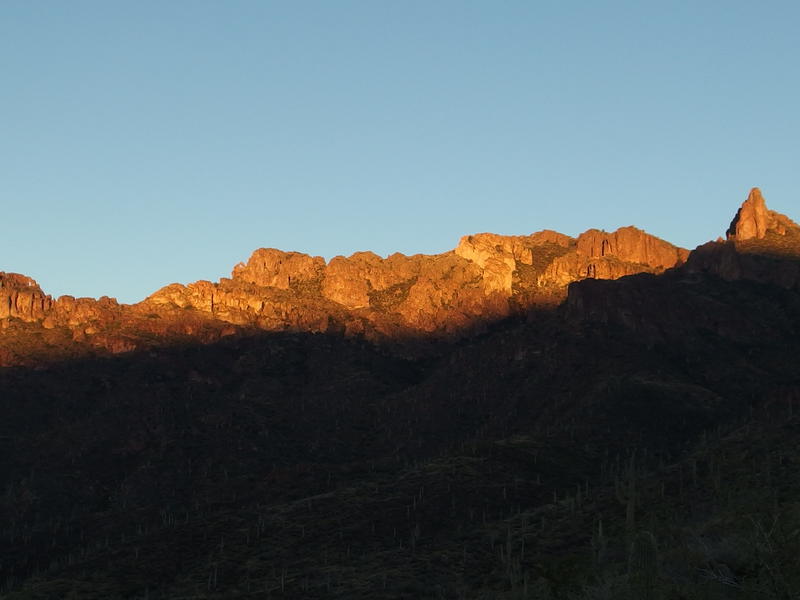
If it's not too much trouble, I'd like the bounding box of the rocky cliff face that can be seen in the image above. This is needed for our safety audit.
[454,233,532,295]
[575,226,688,269]
[6,183,797,365]
[566,189,800,341]
[726,187,798,241]
[686,188,800,289]
[0,273,53,322]
[539,226,688,287]
[232,248,326,289]
[0,213,695,363]
[142,225,685,336]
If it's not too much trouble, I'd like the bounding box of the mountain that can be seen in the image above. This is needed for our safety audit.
[1,188,799,599]
[726,187,800,242]
[0,222,686,365]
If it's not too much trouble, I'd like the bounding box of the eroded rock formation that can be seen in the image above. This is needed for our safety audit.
[18,191,798,365]
[0,273,53,322]
[232,248,326,289]
[140,224,686,336]
[0,220,687,361]
[566,189,800,342]
[681,188,800,289]
[538,226,688,287]
[726,187,798,241]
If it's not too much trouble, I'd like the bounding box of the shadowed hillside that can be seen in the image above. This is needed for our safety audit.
[1,189,799,598]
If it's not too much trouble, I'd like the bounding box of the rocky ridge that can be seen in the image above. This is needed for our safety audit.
[686,187,800,289]
[142,224,688,334]
[2,188,799,600]
[0,222,687,364]
[3,188,796,365]
[566,188,800,341]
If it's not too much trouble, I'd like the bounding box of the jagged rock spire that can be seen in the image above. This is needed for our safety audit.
[726,187,798,241]
[727,188,769,240]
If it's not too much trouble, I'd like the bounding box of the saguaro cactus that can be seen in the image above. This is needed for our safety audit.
[628,531,658,600]
[615,451,637,542]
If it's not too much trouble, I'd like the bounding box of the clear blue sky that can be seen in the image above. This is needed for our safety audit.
[2,1,798,303]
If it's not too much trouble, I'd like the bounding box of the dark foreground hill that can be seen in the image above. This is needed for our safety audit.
[1,189,800,599]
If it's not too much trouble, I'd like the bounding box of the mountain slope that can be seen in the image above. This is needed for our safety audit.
[1,188,799,598]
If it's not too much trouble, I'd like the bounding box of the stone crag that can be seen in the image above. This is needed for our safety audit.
[142,224,686,339]
[687,187,800,289]
[0,273,53,322]
[0,222,689,363]
[8,189,794,364]
[567,188,800,342]
[539,226,688,287]
[726,187,798,241]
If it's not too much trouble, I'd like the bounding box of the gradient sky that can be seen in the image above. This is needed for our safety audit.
[2,1,798,303]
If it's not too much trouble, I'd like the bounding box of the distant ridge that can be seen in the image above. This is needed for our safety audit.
[1,188,797,365]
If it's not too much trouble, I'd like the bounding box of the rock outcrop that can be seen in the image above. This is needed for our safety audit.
[682,188,800,289]
[4,187,794,368]
[0,214,697,363]
[575,226,688,269]
[232,248,326,289]
[538,226,688,287]
[726,187,799,241]
[321,251,420,309]
[140,224,682,337]
[455,233,532,295]
[567,188,800,343]
[0,273,53,322]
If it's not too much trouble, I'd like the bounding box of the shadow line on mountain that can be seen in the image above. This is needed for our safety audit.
[4,238,800,371]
